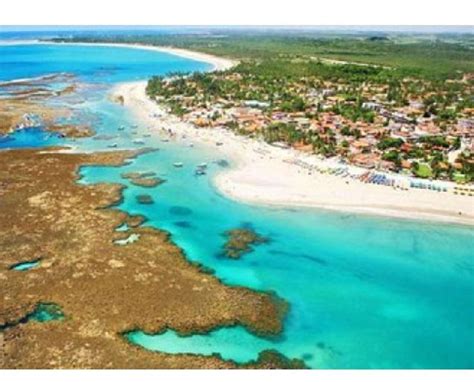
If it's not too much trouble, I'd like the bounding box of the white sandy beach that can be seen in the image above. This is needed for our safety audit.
[50,41,238,71]
[114,80,474,226]
[78,41,474,226]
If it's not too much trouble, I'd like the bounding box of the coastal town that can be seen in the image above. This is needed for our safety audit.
[1,23,474,374]
[146,62,474,187]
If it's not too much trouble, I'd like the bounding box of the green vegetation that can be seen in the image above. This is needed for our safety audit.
[52,32,474,183]
[377,137,404,150]
[53,33,474,80]
[414,163,433,178]
[263,123,301,144]
[332,103,375,123]
[382,150,401,167]
[455,152,474,182]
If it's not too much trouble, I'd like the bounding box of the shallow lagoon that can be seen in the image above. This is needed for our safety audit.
[2,42,474,368]
[81,145,474,369]
[0,127,61,149]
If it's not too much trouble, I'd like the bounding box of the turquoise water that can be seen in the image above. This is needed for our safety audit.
[80,148,474,369]
[0,43,212,82]
[2,42,474,369]
[0,303,64,331]
[28,303,65,322]
[0,43,211,149]
[10,259,41,271]
[0,128,62,149]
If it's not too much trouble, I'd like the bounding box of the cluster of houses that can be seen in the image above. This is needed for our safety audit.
[154,72,474,180]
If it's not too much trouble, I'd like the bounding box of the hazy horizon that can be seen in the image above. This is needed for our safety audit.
[1,25,473,34]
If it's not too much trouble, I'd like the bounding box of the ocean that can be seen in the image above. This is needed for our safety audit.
[1,41,473,369]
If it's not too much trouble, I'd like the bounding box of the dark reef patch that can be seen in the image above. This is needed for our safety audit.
[121,171,164,188]
[169,206,193,216]
[215,159,230,168]
[136,194,154,204]
[316,341,343,357]
[301,353,314,361]
[222,228,269,259]
[242,350,307,369]
[270,250,330,267]
[299,254,329,267]
[174,221,193,229]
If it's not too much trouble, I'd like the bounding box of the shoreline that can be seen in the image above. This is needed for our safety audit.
[56,42,238,71]
[114,81,474,226]
[0,40,238,72]
[0,147,288,369]
[12,39,468,226]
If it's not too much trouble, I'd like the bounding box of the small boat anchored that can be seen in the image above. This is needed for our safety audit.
[173,162,183,168]
[195,162,207,176]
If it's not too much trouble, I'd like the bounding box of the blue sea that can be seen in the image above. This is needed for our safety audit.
[1,40,473,369]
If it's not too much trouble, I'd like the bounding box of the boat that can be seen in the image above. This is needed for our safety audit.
[118,125,125,131]
[173,162,183,168]
[133,139,145,145]
[195,162,208,176]
[107,143,118,148]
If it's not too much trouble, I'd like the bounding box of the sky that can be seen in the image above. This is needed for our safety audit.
[1,26,473,34]
[1,1,473,26]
